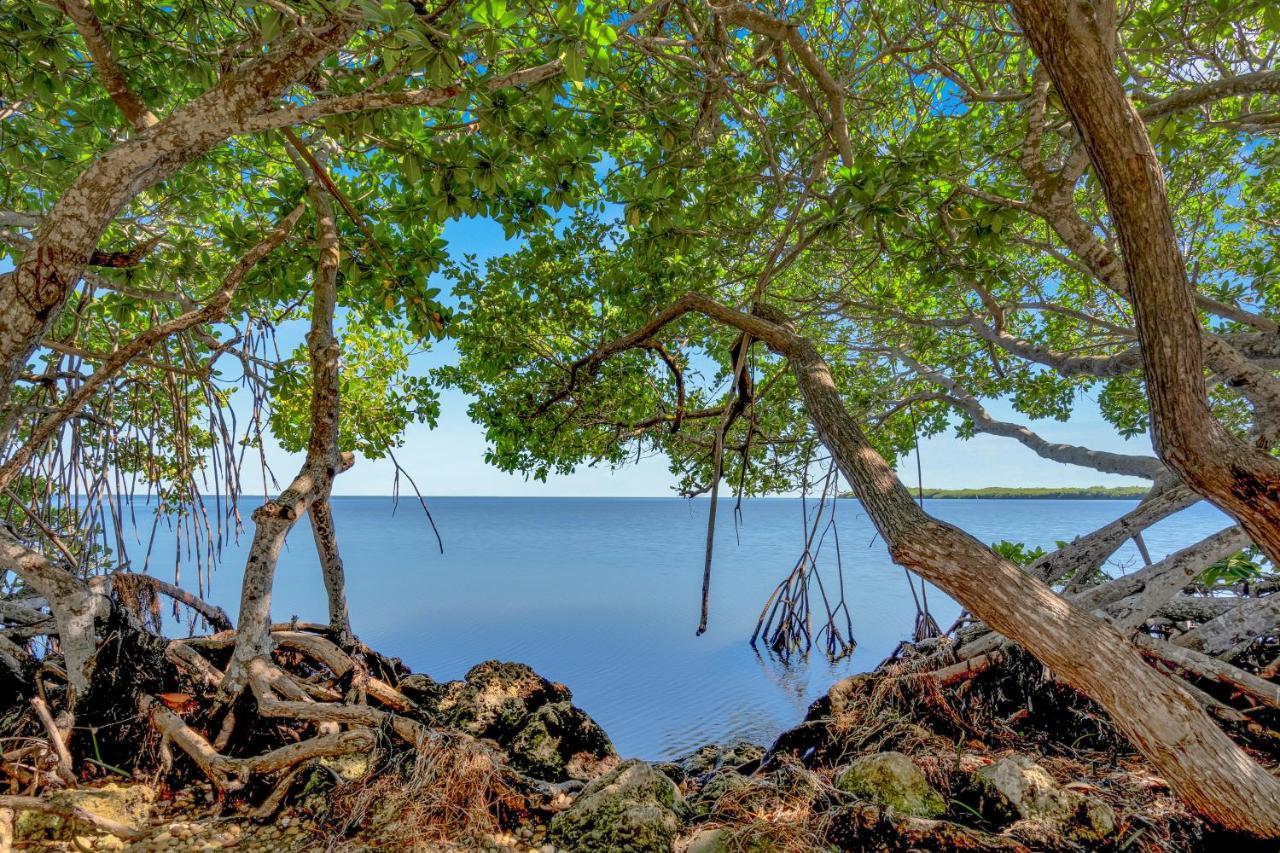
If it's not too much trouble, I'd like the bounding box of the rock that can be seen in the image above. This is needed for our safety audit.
[319,752,371,782]
[435,661,614,783]
[825,803,1031,852]
[681,827,732,853]
[834,752,946,819]
[509,701,617,781]
[16,783,157,841]
[397,672,447,712]
[438,661,571,740]
[548,759,687,852]
[652,762,686,785]
[972,755,1115,843]
[689,771,751,817]
[677,741,764,777]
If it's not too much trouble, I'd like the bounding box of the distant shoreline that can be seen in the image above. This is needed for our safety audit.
[904,486,1148,500]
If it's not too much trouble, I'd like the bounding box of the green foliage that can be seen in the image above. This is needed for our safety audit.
[441,0,1280,502]
[990,540,1049,568]
[269,317,440,459]
[1198,549,1267,588]
[0,0,629,572]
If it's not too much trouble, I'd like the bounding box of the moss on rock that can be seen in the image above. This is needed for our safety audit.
[834,751,946,819]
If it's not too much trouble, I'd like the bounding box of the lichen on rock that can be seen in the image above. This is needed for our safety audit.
[509,700,617,781]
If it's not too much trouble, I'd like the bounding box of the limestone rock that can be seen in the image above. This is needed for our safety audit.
[15,783,156,843]
[396,672,446,713]
[681,827,732,853]
[549,759,687,852]
[834,751,946,819]
[509,700,617,781]
[677,740,764,777]
[972,755,1115,843]
[437,660,571,740]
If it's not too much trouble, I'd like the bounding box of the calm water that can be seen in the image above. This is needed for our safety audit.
[136,497,1230,760]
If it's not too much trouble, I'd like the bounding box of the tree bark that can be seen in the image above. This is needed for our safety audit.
[574,293,1280,835]
[1175,594,1280,658]
[220,183,349,696]
[1028,478,1197,585]
[51,0,159,131]
[0,202,305,496]
[0,533,105,700]
[1074,526,1249,629]
[778,322,1280,835]
[301,180,353,645]
[1007,0,1280,570]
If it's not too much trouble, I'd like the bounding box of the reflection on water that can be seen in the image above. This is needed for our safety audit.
[137,496,1229,759]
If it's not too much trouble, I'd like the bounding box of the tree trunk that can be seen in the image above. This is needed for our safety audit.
[1175,594,1280,658]
[1075,526,1249,628]
[782,327,1280,835]
[1007,0,1280,569]
[0,534,106,700]
[1028,478,1196,585]
[310,497,353,645]
[607,294,1280,835]
[302,181,353,645]
[220,182,349,695]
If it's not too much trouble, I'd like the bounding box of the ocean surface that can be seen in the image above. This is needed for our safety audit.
[135,496,1231,760]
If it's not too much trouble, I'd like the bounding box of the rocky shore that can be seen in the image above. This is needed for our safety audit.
[3,652,1265,851]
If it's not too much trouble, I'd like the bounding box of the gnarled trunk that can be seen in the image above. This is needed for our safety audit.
[220,181,349,695]
[782,323,1280,836]
[596,294,1280,835]
[1007,0,1280,568]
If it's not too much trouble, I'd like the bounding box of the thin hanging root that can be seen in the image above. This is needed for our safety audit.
[752,460,855,662]
[0,795,145,841]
